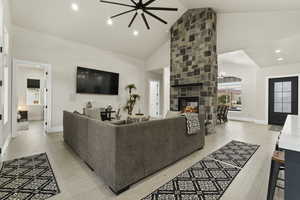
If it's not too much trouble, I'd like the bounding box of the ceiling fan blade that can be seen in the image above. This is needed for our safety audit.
[143,0,157,7]
[144,10,167,24]
[141,13,150,30]
[111,8,137,19]
[128,12,138,27]
[99,0,135,8]
[130,0,137,5]
[145,7,178,11]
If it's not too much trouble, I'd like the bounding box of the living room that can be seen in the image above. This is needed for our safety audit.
[1,0,300,200]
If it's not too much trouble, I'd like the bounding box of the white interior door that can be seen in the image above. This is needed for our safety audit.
[149,80,160,118]
[43,69,48,131]
[0,0,4,148]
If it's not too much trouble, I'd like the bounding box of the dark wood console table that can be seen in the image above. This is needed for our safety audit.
[101,110,116,121]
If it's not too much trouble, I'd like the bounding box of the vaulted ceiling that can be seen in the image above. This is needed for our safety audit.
[10,0,186,59]
[10,0,300,67]
[181,0,300,13]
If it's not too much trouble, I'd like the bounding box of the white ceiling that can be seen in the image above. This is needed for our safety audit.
[218,11,300,67]
[10,0,186,59]
[181,0,300,13]
[10,0,300,67]
[218,50,259,70]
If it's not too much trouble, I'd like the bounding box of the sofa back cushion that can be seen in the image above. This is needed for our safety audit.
[165,111,181,118]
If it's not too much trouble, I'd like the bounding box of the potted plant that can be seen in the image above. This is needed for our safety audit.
[124,84,140,115]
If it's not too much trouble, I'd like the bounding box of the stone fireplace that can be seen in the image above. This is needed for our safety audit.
[170,8,218,133]
[178,97,199,113]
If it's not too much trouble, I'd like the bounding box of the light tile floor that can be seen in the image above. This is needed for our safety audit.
[1,120,284,200]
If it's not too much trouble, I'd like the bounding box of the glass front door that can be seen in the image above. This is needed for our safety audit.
[269,76,298,125]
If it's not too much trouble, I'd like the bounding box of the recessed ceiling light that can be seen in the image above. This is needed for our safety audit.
[277,57,284,61]
[107,18,113,26]
[275,49,281,53]
[133,30,139,36]
[71,3,79,11]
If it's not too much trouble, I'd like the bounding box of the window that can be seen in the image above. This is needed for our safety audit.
[4,67,8,124]
[218,76,242,111]
[3,26,9,124]
[274,81,292,113]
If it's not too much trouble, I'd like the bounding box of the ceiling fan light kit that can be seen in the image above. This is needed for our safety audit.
[100,0,178,30]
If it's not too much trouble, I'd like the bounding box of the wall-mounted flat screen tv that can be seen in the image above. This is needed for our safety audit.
[76,67,119,95]
[27,79,40,89]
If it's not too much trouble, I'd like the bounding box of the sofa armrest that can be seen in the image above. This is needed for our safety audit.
[87,119,117,190]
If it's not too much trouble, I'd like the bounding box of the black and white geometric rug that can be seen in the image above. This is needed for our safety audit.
[208,140,260,168]
[141,141,259,200]
[0,153,60,200]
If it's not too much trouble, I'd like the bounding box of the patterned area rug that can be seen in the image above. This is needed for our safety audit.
[208,141,260,168]
[141,141,259,200]
[0,153,60,200]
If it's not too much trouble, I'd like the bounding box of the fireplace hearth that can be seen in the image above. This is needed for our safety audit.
[178,97,199,113]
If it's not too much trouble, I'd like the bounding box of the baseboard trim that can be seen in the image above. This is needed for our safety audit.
[47,126,63,133]
[1,135,11,156]
[228,117,268,125]
[228,116,254,122]
[254,120,268,125]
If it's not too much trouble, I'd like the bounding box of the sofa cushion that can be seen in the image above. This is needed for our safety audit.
[165,111,181,118]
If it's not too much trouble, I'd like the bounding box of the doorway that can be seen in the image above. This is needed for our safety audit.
[149,80,160,118]
[12,60,52,137]
[268,76,299,125]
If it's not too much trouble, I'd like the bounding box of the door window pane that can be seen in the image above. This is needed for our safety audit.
[283,103,292,113]
[274,103,282,113]
[274,92,283,103]
[274,82,283,92]
[282,92,291,103]
[283,81,292,92]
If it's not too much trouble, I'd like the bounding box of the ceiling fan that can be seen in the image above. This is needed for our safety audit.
[99,0,178,30]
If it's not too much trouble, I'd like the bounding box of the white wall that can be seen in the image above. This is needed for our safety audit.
[146,40,170,71]
[1,0,13,149]
[256,63,300,123]
[163,67,170,117]
[145,40,171,115]
[16,66,44,121]
[12,26,147,130]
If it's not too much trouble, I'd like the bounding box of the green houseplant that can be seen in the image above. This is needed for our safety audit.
[124,84,140,115]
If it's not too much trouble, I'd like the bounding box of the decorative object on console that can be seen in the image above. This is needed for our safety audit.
[124,84,140,115]
[86,101,93,109]
[116,105,122,120]
[99,0,178,30]
[106,104,113,112]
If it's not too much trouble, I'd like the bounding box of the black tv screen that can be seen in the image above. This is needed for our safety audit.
[76,67,119,95]
[27,79,40,89]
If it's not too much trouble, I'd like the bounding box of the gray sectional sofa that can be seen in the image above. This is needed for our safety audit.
[63,111,205,194]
